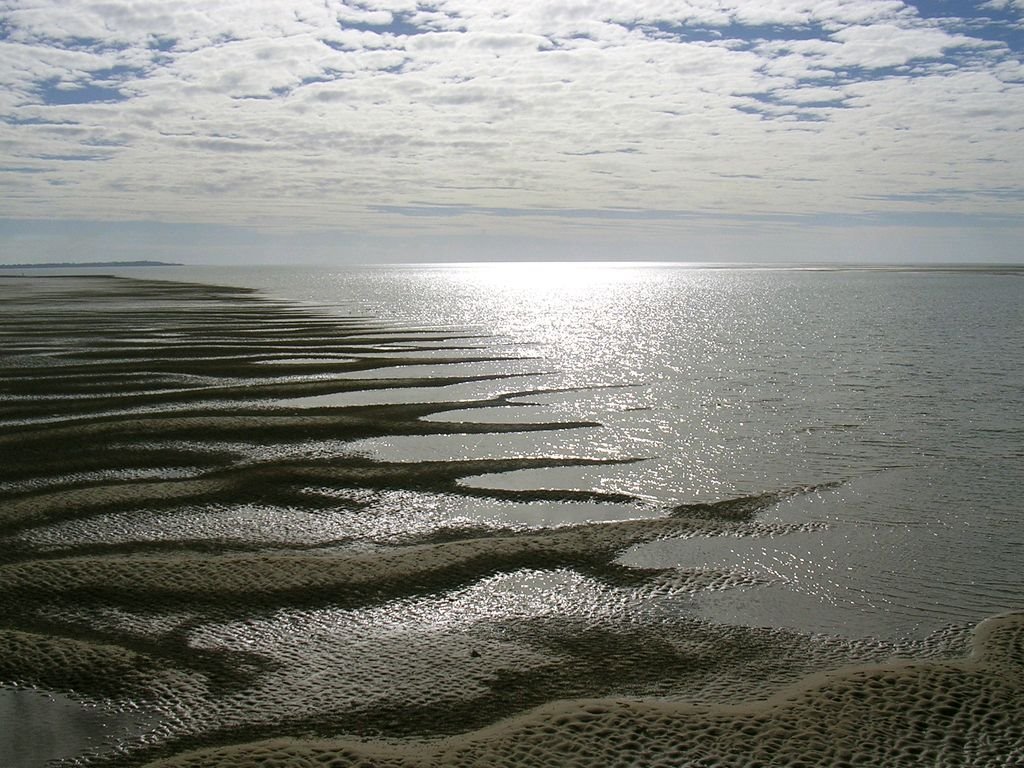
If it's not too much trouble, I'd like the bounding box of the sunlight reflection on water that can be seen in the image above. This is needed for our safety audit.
[5,266,1021,768]
[121,263,1024,638]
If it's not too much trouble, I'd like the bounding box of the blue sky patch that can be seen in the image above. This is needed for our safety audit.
[36,77,129,106]
[339,12,429,37]
[147,36,177,52]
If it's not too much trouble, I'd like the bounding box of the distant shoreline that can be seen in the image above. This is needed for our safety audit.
[0,260,182,269]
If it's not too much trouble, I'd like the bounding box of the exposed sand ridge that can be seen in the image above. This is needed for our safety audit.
[1,275,1019,767]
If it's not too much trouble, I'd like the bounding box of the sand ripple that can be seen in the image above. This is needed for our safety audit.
[1,276,1019,767]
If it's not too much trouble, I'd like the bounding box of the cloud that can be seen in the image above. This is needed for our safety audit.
[0,0,1022,262]
[825,22,989,67]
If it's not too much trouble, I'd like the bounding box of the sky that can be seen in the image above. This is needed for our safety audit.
[1,0,1023,265]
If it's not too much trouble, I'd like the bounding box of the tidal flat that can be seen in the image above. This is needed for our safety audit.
[1,274,1021,767]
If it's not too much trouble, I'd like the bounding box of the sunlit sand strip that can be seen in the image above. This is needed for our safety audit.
[0,487,836,604]
[0,477,232,529]
[0,373,524,415]
[0,384,497,427]
[0,467,207,495]
[0,402,573,439]
[135,612,1024,768]
[0,628,189,697]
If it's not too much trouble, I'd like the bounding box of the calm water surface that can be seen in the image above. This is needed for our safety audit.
[110,262,1023,640]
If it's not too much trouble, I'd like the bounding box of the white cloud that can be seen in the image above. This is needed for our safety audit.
[826,23,987,68]
[0,0,1022,261]
[977,0,1024,11]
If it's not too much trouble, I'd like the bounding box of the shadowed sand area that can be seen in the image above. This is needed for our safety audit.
[1,275,1020,767]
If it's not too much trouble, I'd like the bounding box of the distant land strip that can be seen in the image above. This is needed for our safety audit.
[0,260,182,269]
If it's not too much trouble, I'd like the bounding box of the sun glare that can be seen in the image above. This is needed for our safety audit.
[453,261,651,293]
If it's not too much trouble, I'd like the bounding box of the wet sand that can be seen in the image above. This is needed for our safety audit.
[1,275,1020,767]
[140,611,1024,767]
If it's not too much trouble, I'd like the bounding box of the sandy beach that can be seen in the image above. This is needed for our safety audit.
[1,274,1021,767]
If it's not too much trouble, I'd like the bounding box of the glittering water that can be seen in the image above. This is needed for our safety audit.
[149,262,1024,640]
[1,263,1022,767]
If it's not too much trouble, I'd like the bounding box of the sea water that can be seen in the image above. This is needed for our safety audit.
[2,262,1022,766]
[124,261,1023,640]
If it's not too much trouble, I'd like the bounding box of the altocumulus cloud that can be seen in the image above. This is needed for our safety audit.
[0,0,1022,262]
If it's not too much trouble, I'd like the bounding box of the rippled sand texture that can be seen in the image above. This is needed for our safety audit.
[1,275,1020,767]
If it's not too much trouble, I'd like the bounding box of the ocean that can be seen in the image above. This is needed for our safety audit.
[1,262,1022,766]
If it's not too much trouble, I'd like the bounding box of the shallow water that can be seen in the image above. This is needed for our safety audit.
[152,262,1024,637]
[1,265,1022,767]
